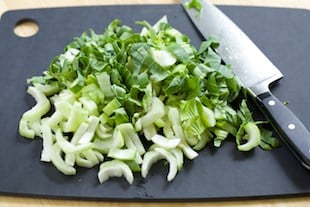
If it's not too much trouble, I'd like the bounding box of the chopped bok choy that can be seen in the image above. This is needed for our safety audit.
[19,16,280,184]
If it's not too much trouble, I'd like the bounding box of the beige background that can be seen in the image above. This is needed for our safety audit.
[0,0,310,206]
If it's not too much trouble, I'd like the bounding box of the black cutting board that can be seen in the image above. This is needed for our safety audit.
[0,4,310,200]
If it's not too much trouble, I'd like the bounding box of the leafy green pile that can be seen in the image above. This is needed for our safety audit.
[19,16,279,184]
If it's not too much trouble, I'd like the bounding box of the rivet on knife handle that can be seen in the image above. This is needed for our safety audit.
[257,92,310,169]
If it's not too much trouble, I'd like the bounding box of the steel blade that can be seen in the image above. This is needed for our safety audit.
[181,0,283,96]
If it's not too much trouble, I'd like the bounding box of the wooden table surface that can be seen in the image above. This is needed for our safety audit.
[0,0,309,206]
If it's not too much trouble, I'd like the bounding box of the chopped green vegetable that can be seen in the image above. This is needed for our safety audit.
[19,16,279,184]
[19,86,50,138]
[108,148,137,160]
[151,134,181,149]
[259,128,281,150]
[50,143,76,175]
[98,160,134,184]
[184,0,202,12]
[141,147,178,182]
[237,122,261,151]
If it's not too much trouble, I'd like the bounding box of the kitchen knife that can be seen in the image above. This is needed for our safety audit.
[181,0,310,169]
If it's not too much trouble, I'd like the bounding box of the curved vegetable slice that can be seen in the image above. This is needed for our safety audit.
[153,147,178,181]
[78,116,100,144]
[19,86,50,138]
[64,122,90,165]
[46,111,64,131]
[142,148,178,182]
[117,123,145,155]
[151,134,180,149]
[50,143,76,175]
[19,120,36,139]
[78,149,104,168]
[108,148,137,160]
[170,148,184,171]
[79,97,98,116]
[237,122,261,151]
[21,86,50,121]
[172,125,199,159]
[75,151,102,168]
[70,122,90,144]
[95,123,113,139]
[179,141,199,160]
[140,97,165,127]
[55,129,94,154]
[63,102,88,133]
[98,160,134,184]
[141,151,161,179]
[32,82,59,96]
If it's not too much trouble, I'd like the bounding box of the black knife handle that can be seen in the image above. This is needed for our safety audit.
[257,91,310,169]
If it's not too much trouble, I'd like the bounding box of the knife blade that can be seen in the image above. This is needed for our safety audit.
[181,0,310,169]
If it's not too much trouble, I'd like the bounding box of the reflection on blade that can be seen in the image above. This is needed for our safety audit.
[181,0,283,96]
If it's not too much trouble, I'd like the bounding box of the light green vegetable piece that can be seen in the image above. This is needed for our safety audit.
[237,122,261,151]
[142,147,178,182]
[50,143,76,175]
[98,160,134,184]
[19,86,50,138]
[149,48,177,67]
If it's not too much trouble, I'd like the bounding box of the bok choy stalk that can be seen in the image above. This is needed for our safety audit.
[19,16,279,184]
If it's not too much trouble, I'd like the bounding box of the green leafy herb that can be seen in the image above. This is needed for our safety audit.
[184,0,203,12]
[259,128,281,150]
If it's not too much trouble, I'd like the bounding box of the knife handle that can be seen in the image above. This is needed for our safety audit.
[257,91,310,169]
